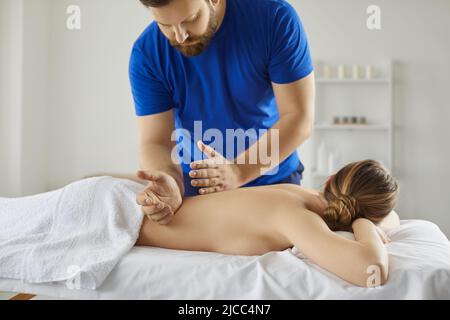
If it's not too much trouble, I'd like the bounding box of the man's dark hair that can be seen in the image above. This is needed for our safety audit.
[139,0,173,8]
[140,0,209,8]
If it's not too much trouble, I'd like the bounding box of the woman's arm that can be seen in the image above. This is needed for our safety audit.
[351,218,389,285]
[377,210,400,231]
[276,195,389,287]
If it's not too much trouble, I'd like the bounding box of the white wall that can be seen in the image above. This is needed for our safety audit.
[0,0,449,237]
[46,0,149,189]
[0,0,49,196]
[21,0,50,195]
[0,0,23,197]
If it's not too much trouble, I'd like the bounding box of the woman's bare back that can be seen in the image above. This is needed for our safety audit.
[136,184,315,255]
[133,181,393,287]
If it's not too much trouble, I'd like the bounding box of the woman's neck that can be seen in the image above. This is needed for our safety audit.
[302,189,329,215]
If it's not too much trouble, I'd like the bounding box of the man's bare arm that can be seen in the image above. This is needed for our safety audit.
[236,72,316,185]
[138,110,185,196]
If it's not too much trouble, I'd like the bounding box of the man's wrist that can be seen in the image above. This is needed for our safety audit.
[165,168,184,197]
[142,166,184,198]
[174,176,185,197]
[232,163,251,187]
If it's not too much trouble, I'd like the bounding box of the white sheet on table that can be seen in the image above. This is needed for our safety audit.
[1,220,450,299]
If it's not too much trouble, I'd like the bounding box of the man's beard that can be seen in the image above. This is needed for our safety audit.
[170,6,219,57]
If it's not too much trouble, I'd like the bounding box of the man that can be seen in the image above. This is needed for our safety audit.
[130,0,315,225]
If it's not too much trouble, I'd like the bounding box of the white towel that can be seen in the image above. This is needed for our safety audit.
[0,176,144,290]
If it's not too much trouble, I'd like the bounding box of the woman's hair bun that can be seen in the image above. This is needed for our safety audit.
[323,194,358,231]
[322,159,399,231]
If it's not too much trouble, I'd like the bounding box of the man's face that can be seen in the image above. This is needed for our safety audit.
[151,0,219,57]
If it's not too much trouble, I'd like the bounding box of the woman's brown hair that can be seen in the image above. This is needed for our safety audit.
[322,160,399,231]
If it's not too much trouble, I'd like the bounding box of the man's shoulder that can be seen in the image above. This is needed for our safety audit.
[233,0,299,31]
[264,0,300,19]
[132,22,163,53]
[238,0,294,13]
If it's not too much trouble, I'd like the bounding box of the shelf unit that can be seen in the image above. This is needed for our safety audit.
[306,61,395,186]
[314,124,390,131]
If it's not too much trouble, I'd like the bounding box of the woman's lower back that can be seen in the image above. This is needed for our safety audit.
[136,187,295,256]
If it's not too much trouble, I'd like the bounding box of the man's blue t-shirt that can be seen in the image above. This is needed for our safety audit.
[129,0,314,196]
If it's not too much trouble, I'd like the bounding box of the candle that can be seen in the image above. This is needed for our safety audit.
[365,65,373,79]
[352,65,360,80]
[338,65,345,79]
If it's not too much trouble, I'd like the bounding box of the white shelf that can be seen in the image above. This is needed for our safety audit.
[316,78,390,84]
[306,60,395,188]
[315,124,390,131]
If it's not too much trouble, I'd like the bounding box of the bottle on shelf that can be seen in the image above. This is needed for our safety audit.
[328,151,342,174]
[333,117,341,125]
[338,65,346,80]
[359,117,368,125]
[321,65,332,79]
[317,141,328,173]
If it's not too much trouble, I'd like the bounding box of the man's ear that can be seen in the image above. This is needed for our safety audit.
[209,0,219,7]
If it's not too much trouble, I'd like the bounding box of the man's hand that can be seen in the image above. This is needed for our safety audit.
[136,170,183,225]
[189,141,244,195]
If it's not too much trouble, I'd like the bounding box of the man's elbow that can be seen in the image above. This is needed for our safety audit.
[291,117,313,143]
[297,125,313,146]
[299,114,314,140]
[304,125,313,139]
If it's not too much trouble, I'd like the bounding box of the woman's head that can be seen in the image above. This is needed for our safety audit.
[321,160,399,231]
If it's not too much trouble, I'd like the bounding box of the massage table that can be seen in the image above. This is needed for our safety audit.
[1,219,450,300]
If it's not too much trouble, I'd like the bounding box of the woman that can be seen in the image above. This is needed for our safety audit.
[134,159,400,288]
[0,159,399,289]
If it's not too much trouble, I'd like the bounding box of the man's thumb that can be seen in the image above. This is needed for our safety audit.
[197,141,217,158]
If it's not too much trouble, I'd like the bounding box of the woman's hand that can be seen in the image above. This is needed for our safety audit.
[374,225,392,244]
[377,210,401,231]
[352,218,391,244]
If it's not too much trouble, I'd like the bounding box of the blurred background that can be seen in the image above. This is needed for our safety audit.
[0,0,449,236]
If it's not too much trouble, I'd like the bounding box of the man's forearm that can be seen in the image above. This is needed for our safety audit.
[235,113,312,185]
[140,143,185,196]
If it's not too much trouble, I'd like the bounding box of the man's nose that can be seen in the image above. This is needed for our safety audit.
[174,25,189,44]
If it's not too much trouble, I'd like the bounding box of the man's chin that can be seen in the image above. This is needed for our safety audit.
[176,45,207,57]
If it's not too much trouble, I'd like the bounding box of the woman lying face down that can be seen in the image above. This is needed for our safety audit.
[136,159,400,288]
[320,159,399,232]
